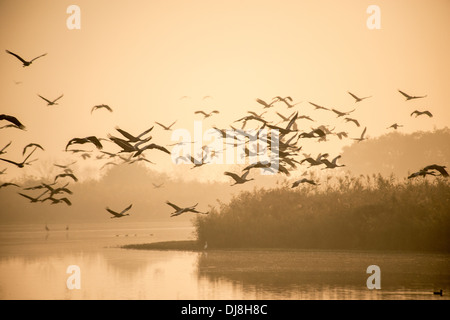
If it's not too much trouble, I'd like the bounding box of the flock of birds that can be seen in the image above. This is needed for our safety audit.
[1,49,448,221]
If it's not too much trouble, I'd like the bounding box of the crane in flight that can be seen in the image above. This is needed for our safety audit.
[166,201,208,217]
[194,110,220,119]
[37,94,64,106]
[91,104,113,114]
[387,123,403,130]
[291,178,319,188]
[5,50,47,67]
[411,110,433,118]
[0,114,26,130]
[398,89,427,101]
[155,120,177,131]
[224,171,254,185]
[106,204,133,218]
[0,147,38,168]
[66,136,103,151]
[347,91,372,103]
[352,127,367,142]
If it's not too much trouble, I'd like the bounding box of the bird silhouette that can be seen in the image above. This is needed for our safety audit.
[387,123,403,130]
[6,50,47,67]
[398,89,427,101]
[308,102,329,111]
[38,94,64,106]
[422,164,448,177]
[22,143,44,156]
[291,178,319,188]
[195,110,220,119]
[321,155,345,169]
[54,173,78,183]
[155,120,177,131]
[106,204,133,218]
[332,108,355,117]
[256,98,277,109]
[66,136,103,151]
[91,104,113,114]
[411,110,433,118]
[0,114,26,130]
[224,171,254,185]
[344,117,360,127]
[347,91,372,103]
[0,147,38,168]
[0,182,20,189]
[18,192,44,203]
[352,127,367,142]
[166,201,208,217]
[0,141,12,155]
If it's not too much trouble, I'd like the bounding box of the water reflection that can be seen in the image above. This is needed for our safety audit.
[0,224,449,300]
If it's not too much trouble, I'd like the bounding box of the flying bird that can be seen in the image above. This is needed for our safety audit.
[387,123,403,130]
[152,182,164,188]
[422,164,448,177]
[194,110,220,119]
[0,141,12,155]
[106,204,133,218]
[410,110,433,118]
[347,91,372,103]
[115,126,154,143]
[256,98,277,109]
[18,192,45,203]
[5,50,47,67]
[344,117,360,127]
[155,120,177,131]
[54,173,78,183]
[273,96,302,108]
[0,147,38,168]
[0,182,20,189]
[321,155,345,169]
[166,201,208,217]
[224,171,254,185]
[352,127,367,142]
[308,102,329,111]
[37,94,64,106]
[133,143,170,157]
[291,178,319,188]
[22,143,44,156]
[398,89,427,101]
[91,104,113,114]
[42,196,72,206]
[332,108,355,117]
[66,136,103,151]
[408,170,436,179]
[0,114,26,130]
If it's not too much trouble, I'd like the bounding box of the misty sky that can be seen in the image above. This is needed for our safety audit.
[1,0,449,183]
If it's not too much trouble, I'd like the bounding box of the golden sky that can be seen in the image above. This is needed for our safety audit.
[0,0,449,182]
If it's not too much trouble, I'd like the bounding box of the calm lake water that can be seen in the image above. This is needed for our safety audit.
[0,221,449,300]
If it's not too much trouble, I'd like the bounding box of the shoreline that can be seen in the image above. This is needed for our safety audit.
[120,240,450,254]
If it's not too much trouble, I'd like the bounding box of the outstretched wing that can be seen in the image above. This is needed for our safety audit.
[120,204,133,215]
[166,201,182,211]
[30,53,47,62]
[155,122,168,129]
[5,50,27,63]
[398,90,411,99]
[224,171,241,182]
[86,136,103,149]
[195,111,208,116]
[347,91,359,100]
[38,94,53,104]
[0,114,26,129]
[52,94,64,103]
[106,207,121,217]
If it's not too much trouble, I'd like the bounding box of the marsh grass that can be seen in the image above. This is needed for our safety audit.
[194,175,450,252]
